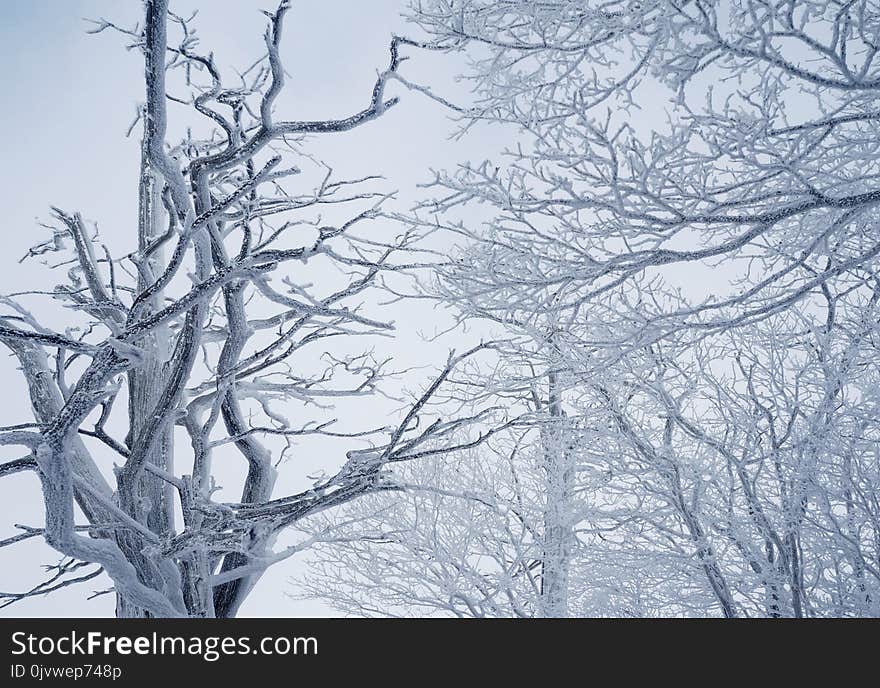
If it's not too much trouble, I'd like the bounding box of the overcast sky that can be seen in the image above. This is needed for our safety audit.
[0,0,496,618]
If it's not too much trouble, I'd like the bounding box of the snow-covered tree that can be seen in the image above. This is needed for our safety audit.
[0,0,491,618]
[299,358,598,618]
[303,0,880,617]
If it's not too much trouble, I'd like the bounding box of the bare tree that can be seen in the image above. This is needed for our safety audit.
[298,1,880,617]
[298,397,598,617]
[0,0,488,618]
[299,334,618,618]
[416,0,880,616]
[405,0,880,348]
[592,291,880,618]
[304,296,880,617]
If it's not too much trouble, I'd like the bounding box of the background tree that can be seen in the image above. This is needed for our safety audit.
[303,0,880,617]
[300,350,604,618]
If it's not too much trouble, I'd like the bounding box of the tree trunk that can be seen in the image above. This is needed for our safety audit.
[116,0,176,618]
[539,371,574,618]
